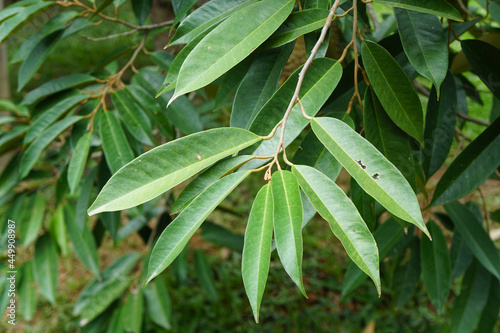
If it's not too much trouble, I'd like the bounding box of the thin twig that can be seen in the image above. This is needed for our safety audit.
[457,112,490,126]
[478,187,491,234]
[82,29,138,41]
[412,80,430,97]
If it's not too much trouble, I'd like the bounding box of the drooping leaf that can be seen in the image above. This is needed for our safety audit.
[18,261,37,321]
[350,178,376,232]
[461,39,500,100]
[33,234,58,304]
[394,8,448,93]
[231,43,294,129]
[375,0,462,20]
[99,212,120,244]
[477,277,500,333]
[200,222,244,252]
[23,193,46,247]
[75,168,98,231]
[99,110,135,175]
[146,171,250,284]
[19,116,82,179]
[450,260,491,333]
[68,132,92,195]
[64,205,100,277]
[271,170,306,296]
[242,184,273,323]
[431,116,500,206]
[172,155,253,214]
[341,218,404,298]
[131,0,153,25]
[420,221,451,314]
[194,250,218,302]
[49,204,69,256]
[123,289,143,333]
[311,117,430,238]
[263,9,330,49]
[392,238,421,306]
[213,59,250,110]
[292,165,380,294]
[445,202,500,281]
[172,0,294,99]
[422,73,457,179]
[111,90,154,146]
[169,0,257,45]
[172,0,197,27]
[143,277,172,330]
[363,87,417,189]
[361,40,424,144]
[89,128,260,215]
[450,227,474,280]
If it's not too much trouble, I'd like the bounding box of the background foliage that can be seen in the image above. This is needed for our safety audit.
[0,0,500,332]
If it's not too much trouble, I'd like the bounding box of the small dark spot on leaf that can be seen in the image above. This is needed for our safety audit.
[355,159,367,169]
[371,172,380,180]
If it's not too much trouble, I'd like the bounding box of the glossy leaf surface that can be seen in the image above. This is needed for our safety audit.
[375,0,462,20]
[67,132,92,195]
[33,234,58,304]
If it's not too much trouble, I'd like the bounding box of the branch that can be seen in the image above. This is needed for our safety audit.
[457,112,490,126]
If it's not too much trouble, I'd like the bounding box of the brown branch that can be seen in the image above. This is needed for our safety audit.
[457,112,490,126]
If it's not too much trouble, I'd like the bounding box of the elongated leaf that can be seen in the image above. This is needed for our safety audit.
[350,178,376,231]
[341,218,405,298]
[111,90,154,146]
[292,165,380,294]
[431,116,500,206]
[131,0,152,25]
[445,202,500,280]
[0,1,53,44]
[19,116,81,179]
[24,93,86,145]
[363,87,417,189]
[420,221,451,314]
[450,227,474,279]
[143,277,172,330]
[172,0,294,99]
[214,60,249,110]
[394,8,448,93]
[263,9,329,49]
[172,155,253,214]
[75,168,97,231]
[477,278,500,333]
[172,0,197,27]
[450,260,490,333]
[18,262,37,321]
[311,117,430,238]
[146,171,250,284]
[361,41,424,144]
[123,289,143,333]
[392,238,421,306]
[99,111,135,175]
[271,170,306,296]
[200,221,244,252]
[461,39,500,100]
[422,73,457,179]
[242,184,273,323]
[170,0,257,45]
[33,234,58,304]
[231,43,294,129]
[89,128,260,215]
[64,205,100,277]
[375,0,462,20]
[68,132,92,195]
[20,72,93,104]
[74,252,141,316]
[49,204,69,256]
[23,193,46,246]
[194,250,218,301]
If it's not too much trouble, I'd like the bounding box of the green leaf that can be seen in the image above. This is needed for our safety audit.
[99,212,120,244]
[450,227,474,280]
[172,0,197,27]
[131,0,152,25]
[172,0,294,99]
[311,117,430,238]
[392,238,421,306]
[363,87,417,189]
[0,1,53,44]
[341,218,405,298]
[375,0,462,20]
[271,170,306,296]
[19,116,81,179]
[231,43,294,129]
[445,202,500,281]
[33,234,58,304]
[420,221,451,314]
[22,74,94,106]
[89,128,260,215]
[74,252,141,316]
[107,306,125,333]
[450,260,491,333]
[143,278,172,330]
[361,40,424,144]
[18,261,38,321]
[67,132,92,195]
[99,111,135,174]
[123,289,143,333]
[422,73,457,179]
[172,155,253,214]
[477,278,500,333]
[194,250,218,302]
[292,165,380,295]
[23,193,46,247]
[214,60,249,110]
[431,116,500,206]
[169,0,257,45]
[23,92,87,145]
[394,8,448,93]
[350,178,376,232]
[200,222,244,252]
[461,39,500,100]
[146,171,250,284]
[263,9,330,49]
[49,204,69,256]
[111,90,154,146]
[242,184,273,323]
[75,168,98,231]
[64,205,100,277]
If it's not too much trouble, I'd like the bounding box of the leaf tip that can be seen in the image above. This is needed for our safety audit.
[167,93,178,108]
